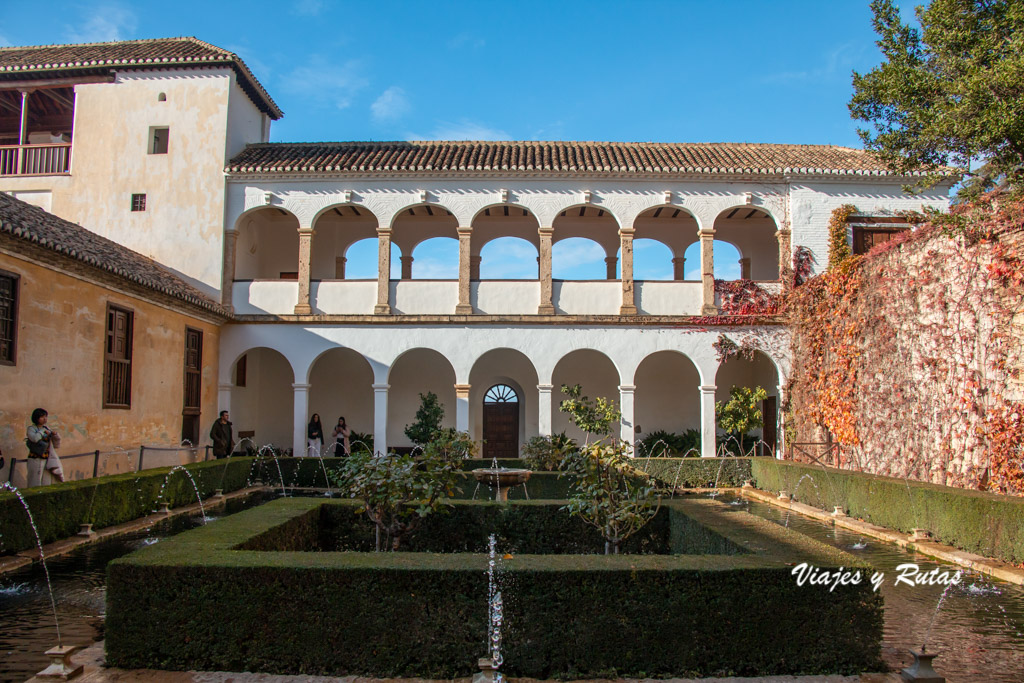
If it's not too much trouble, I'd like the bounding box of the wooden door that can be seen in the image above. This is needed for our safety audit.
[483,384,519,459]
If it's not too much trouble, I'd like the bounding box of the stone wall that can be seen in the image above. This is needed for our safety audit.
[785,196,1024,493]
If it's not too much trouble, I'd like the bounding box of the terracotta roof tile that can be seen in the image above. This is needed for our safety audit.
[0,37,281,119]
[0,192,228,317]
[226,140,927,178]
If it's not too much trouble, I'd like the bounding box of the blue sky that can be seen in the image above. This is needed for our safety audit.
[3,1,916,280]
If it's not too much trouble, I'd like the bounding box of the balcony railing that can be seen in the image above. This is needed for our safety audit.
[0,143,71,176]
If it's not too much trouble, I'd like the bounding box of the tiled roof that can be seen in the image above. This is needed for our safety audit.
[0,37,282,119]
[0,192,228,317]
[226,140,928,177]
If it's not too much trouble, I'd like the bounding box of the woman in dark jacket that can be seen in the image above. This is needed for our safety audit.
[307,413,324,457]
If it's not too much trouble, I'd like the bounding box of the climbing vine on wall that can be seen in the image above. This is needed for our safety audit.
[786,192,1024,494]
[827,204,857,271]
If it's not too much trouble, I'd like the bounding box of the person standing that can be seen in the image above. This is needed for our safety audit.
[26,408,60,487]
[332,416,351,456]
[307,413,324,457]
[210,410,234,459]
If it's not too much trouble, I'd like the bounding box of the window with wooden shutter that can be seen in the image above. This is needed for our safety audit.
[851,216,913,255]
[104,305,133,408]
[0,270,17,365]
[183,328,202,411]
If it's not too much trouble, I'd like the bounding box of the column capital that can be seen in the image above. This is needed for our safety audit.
[376,226,392,235]
[618,384,636,393]
[538,226,554,236]
[372,383,390,391]
[698,229,716,238]
[224,228,239,236]
[699,385,717,394]
[672,256,686,264]
[457,226,473,236]
[618,227,635,237]
[292,383,311,390]
[537,383,554,392]
[218,383,234,392]
[775,228,792,237]
[454,383,471,397]
[298,226,315,235]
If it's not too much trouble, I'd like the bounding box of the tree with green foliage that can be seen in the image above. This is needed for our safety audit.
[557,384,659,554]
[716,385,768,439]
[404,391,445,446]
[850,0,1024,195]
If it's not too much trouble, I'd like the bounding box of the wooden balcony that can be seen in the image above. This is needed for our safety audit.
[0,143,71,176]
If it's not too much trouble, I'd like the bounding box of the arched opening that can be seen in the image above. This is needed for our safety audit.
[633,206,698,280]
[344,237,402,280]
[228,348,294,450]
[552,237,606,280]
[712,207,780,280]
[387,348,457,452]
[618,238,674,280]
[683,240,742,280]
[410,237,459,279]
[714,349,780,456]
[234,207,300,280]
[479,237,538,279]
[308,347,375,455]
[469,349,540,456]
[391,204,458,279]
[471,204,540,280]
[311,205,379,280]
[634,351,702,456]
[482,384,520,459]
[550,349,620,443]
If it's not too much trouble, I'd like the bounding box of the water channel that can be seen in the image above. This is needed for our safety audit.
[0,491,1021,682]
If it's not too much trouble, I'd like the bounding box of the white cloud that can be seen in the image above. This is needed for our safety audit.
[65,5,138,43]
[293,0,327,16]
[281,57,367,110]
[371,86,411,122]
[761,41,863,85]
[409,120,512,141]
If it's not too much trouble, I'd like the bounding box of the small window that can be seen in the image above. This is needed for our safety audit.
[235,353,247,387]
[104,304,134,408]
[149,127,169,154]
[0,270,18,365]
[131,194,146,212]
[157,92,167,102]
[183,328,203,411]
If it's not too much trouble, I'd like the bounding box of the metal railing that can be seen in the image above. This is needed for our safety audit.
[7,443,212,486]
[0,143,71,176]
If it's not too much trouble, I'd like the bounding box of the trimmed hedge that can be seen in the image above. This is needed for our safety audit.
[639,456,754,489]
[107,497,882,678]
[752,459,1024,564]
[0,457,256,554]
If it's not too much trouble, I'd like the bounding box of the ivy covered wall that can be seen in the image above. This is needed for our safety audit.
[785,194,1024,494]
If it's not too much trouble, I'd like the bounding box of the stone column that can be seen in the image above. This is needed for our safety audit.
[672,256,686,281]
[456,227,473,314]
[619,384,636,447]
[221,229,238,310]
[373,383,389,456]
[400,255,414,280]
[739,257,751,280]
[17,90,30,173]
[335,256,347,279]
[470,255,482,281]
[375,228,392,314]
[292,383,310,457]
[699,385,717,458]
[619,229,637,315]
[777,227,793,288]
[294,227,314,315]
[454,384,471,433]
[699,229,717,315]
[605,256,617,280]
[537,384,554,436]
[537,227,555,314]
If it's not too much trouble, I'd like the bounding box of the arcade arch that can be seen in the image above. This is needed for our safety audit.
[714,349,781,452]
[469,349,540,457]
[471,204,540,280]
[632,206,699,280]
[310,205,379,280]
[712,207,780,280]
[391,204,458,279]
[552,205,620,280]
[550,349,621,443]
[387,348,457,450]
[227,347,294,449]
[234,207,300,280]
[308,347,375,454]
[634,351,701,445]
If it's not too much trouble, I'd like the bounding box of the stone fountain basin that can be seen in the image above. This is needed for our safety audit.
[471,468,531,488]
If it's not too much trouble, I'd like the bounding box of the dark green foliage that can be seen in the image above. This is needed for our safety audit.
[404,391,445,446]
[716,385,768,438]
[0,458,254,554]
[850,0,1024,194]
[106,497,882,678]
[347,431,373,453]
[635,429,701,457]
[641,457,754,490]
[520,432,576,471]
[752,459,1024,564]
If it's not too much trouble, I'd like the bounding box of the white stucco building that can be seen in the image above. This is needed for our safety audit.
[0,38,953,460]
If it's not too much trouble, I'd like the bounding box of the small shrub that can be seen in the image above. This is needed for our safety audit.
[521,432,577,471]
[404,391,445,446]
[348,431,374,454]
[716,385,768,439]
[636,429,701,457]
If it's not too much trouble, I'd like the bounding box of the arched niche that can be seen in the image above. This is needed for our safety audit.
[387,348,457,450]
[634,351,702,449]
[550,350,621,443]
[468,348,540,454]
